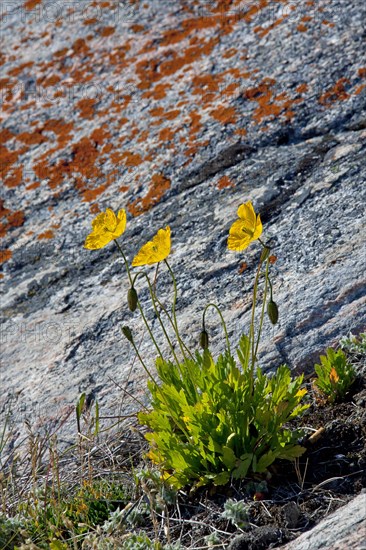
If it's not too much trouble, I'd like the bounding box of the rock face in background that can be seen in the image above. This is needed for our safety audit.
[1,0,365,443]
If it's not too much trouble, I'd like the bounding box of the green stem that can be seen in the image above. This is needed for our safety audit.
[134,271,180,365]
[129,337,157,385]
[164,259,190,361]
[253,256,270,366]
[150,290,194,360]
[203,303,231,356]
[114,240,163,360]
[268,276,274,301]
[249,251,268,387]
[114,239,133,286]
[129,333,191,441]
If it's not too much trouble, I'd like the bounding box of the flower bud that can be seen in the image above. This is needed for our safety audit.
[121,325,134,343]
[267,300,279,325]
[200,329,209,350]
[127,287,138,312]
[260,246,271,262]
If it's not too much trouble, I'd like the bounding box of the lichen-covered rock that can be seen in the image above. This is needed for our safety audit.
[0,0,365,452]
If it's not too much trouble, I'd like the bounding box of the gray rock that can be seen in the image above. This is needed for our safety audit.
[228,526,284,550]
[0,0,365,544]
[279,493,366,550]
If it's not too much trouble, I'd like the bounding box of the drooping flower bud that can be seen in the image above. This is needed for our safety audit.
[267,300,279,325]
[127,287,138,312]
[260,246,271,262]
[121,325,134,343]
[200,329,209,350]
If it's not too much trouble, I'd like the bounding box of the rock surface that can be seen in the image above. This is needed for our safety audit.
[280,492,366,550]
[0,0,365,537]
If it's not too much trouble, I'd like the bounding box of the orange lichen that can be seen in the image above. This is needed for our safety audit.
[297,24,308,32]
[0,200,10,219]
[358,68,366,78]
[254,16,287,39]
[223,48,237,59]
[243,77,298,124]
[163,109,181,120]
[149,106,165,117]
[354,84,366,95]
[159,128,176,142]
[4,166,23,188]
[184,140,210,159]
[99,26,115,37]
[210,105,238,124]
[120,151,144,167]
[319,78,350,106]
[0,249,12,264]
[128,173,171,217]
[17,130,47,145]
[38,230,54,240]
[77,98,97,119]
[82,183,108,202]
[0,128,14,144]
[42,118,74,145]
[84,18,98,25]
[217,175,234,189]
[90,203,100,214]
[7,210,25,228]
[130,24,145,33]
[0,145,20,179]
[33,135,102,190]
[39,74,61,87]
[296,83,308,94]
[238,262,248,274]
[321,19,334,27]
[26,181,41,190]
[8,62,34,76]
[142,83,172,100]
[135,36,219,90]
[72,38,90,56]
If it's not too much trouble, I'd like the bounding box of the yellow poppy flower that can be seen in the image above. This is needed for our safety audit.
[227,201,263,251]
[84,208,127,249]
[132,226,171,266]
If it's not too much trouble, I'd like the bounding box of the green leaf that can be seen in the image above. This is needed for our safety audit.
[211,471,231,486]
[222,446,237,469]
[232,454,252,479]
[50,541,69,550]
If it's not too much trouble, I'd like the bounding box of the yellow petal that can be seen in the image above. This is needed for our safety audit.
[228,202,262,251]
[113,209,127,238]
[84,232,114,250]
[103,208,118,231]
[253,214,263,240]
[227,219,252,251]
[132,226,171,266]
[237,201,256,226]
[91,211,108,232]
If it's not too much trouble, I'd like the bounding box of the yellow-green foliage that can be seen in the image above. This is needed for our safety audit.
[313,347,356,404]
[139,335,309,489]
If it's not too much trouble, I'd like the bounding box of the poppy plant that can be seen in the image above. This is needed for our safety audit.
[227,201,262,251]
[84,208,127,250]
[132,226,171,266]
